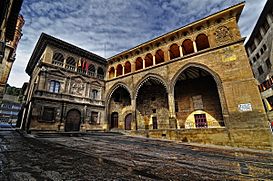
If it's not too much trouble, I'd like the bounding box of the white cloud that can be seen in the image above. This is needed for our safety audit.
[7,0,268,87]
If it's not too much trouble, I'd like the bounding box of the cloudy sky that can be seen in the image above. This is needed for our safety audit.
[8,0,267,87]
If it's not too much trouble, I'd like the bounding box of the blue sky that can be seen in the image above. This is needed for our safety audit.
[8,0,267,87]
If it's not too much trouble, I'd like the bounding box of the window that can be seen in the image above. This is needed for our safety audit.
[256,53,260,60]
[42,107,55,122]
[52,52,64,66]
[91,89,98,100]
[260,48,264,55]
[194,114,207,128]
[258,66,264,75]
[266,59,271,69]
[49,80,60,93]
[250,43,256,53]
[90,112,99,124]
[253,57,257,63]
[263,44,267,50]
[97,67,104,79]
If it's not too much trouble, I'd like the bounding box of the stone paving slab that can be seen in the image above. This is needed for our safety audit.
[0,130,273,180]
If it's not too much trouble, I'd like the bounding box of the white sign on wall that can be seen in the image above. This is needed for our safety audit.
[238,103,252,112]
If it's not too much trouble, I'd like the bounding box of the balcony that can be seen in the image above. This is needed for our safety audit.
[52,60,63,67]
[34,90,105,106]
[258,76,273,92]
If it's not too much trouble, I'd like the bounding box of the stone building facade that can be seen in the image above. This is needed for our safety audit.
[245,0,273,123]
[0,0,24,99]
[21,33,107,132]
[105,3,272,150]
[22,3,273,151]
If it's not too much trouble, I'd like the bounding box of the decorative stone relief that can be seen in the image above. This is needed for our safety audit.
[71,78,84,96]
[214,26,233,44]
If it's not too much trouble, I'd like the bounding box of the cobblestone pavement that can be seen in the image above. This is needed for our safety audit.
[1,130,273,180]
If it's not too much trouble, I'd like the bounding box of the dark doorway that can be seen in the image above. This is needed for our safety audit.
[111,112,118,129]
[65,109,81,132]
[125,113,132,130]
[152,117,158,129]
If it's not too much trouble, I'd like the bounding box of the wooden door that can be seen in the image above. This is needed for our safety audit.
[152,117,158,129]
[125,113,132,130]
[65,109,81,132]
[111,112,118,129]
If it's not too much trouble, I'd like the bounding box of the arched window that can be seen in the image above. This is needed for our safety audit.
[49,80,60,93]
[155,49,164,64]
[196,34,210,51]
[66,57,76,70]
[144,53,153,68]
[124,61,131,74]
[182,39,194,55]
[87,64,96,76]
[97,67,104,79]
[169,44,180,60]
[109,67,115,79]
[135,57,143,71]
[52,52,64,66]
[116,64,123,77]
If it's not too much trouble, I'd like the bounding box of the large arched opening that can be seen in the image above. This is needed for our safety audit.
[173,66,224,129]
[135,57,143,71]
[116,64,123,77]
[108,85,131,129]
[66,57,76,70]
[155,49,164,64]
[196,34,210,51]
[169,43,180,60]
[136,77,169,130]
[182,39,194,55]
[108,67,115,79]
[144,53,153,68]
[52,52,64,66]
[124,61,131,74]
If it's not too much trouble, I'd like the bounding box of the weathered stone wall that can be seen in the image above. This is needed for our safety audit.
[29,99,106,132]
[136,84,169,129]
[130,128,231,146]
[108,87,132,129]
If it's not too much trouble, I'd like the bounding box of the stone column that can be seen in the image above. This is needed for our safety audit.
[131,99,137,130]
[63,58,66,68]
[95,67,98,77]
[179,46,183,57]
[122,65,125,75]
[168,93,179,129]
[132,62,136,72]
[114,69,117,78]
[142,59,145,69]
[164,49,169,61]
[168,50,171,60]
[153,55,156,65]
[193,41,198,53]
[83,82,87,97]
